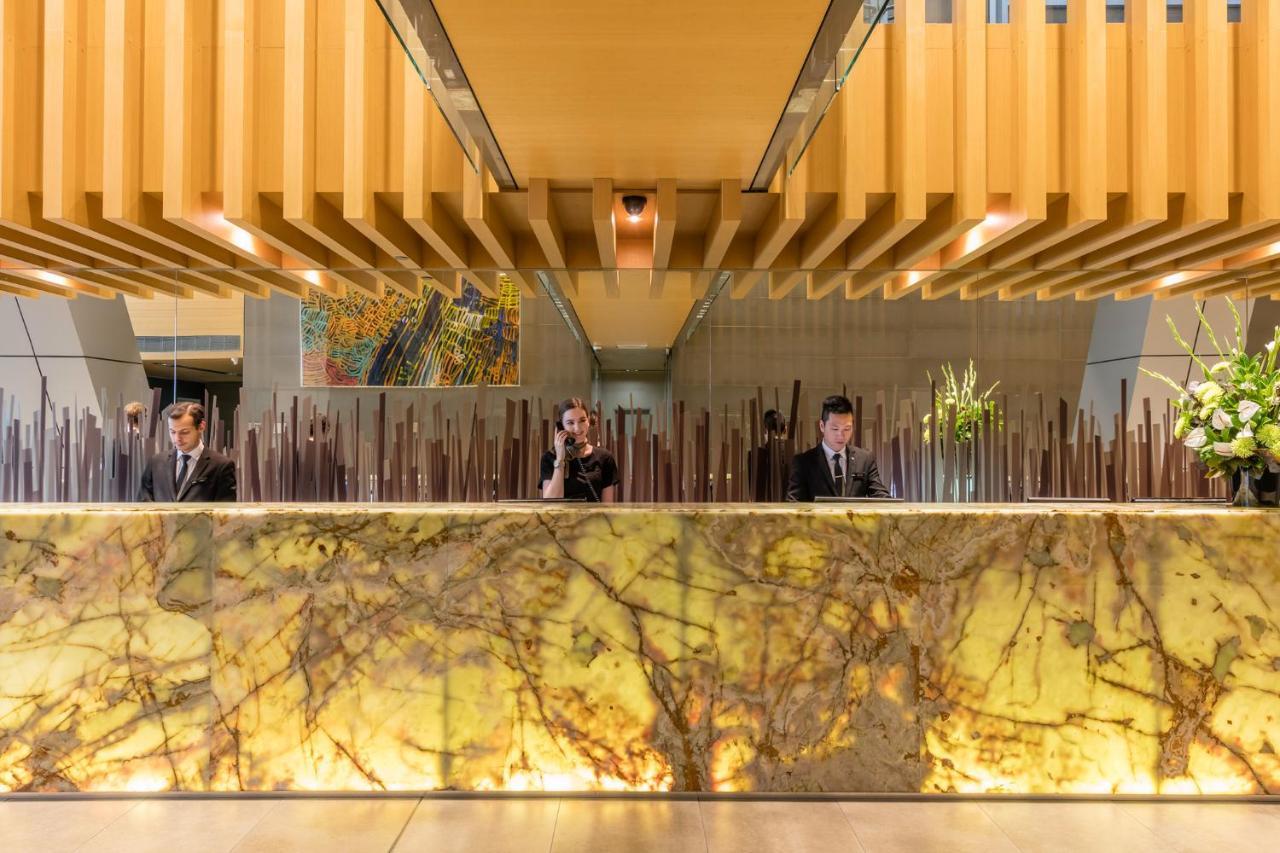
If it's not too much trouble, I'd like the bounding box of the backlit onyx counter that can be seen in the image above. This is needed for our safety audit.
[0,503,1277,795]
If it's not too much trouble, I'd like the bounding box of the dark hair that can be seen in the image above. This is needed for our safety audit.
[820,395,853,423]
[167,401,206,428]
[763,409,785,435]
[556,397,590,428]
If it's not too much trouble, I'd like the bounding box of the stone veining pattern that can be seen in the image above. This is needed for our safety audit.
[0,504,1276,794]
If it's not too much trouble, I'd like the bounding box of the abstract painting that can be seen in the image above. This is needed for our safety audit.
[301,276,519,387]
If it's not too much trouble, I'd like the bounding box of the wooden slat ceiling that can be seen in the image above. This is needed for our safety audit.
[1,0,1280,352]
[428,0,832,190]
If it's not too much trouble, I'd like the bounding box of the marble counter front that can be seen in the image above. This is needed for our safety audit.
[0,503,1277,795]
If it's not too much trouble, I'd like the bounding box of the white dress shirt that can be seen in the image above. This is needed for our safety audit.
[176,442,205,487]
[822,441,848,495]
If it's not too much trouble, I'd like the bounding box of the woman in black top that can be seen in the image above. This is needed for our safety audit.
[539,397,620,502]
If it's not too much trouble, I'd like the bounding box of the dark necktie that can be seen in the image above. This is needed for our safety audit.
[832,452,844,497]
[176,453,192,493]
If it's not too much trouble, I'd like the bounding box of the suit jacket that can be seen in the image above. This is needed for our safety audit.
[138,447,237,502]
[786,444,890,501]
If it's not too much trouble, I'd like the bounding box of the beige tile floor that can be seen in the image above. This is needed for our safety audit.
[0,796,1276,853]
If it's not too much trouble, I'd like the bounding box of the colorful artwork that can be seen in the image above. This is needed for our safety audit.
[301,277,519,387]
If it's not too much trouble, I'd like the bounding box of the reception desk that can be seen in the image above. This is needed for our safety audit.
[0,503,1276,795]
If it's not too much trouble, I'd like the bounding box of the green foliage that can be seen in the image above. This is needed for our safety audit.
[1140,298,1280,479]
[922,360,1002,445]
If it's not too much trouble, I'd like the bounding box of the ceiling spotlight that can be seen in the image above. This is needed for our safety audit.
[622,194,647,223]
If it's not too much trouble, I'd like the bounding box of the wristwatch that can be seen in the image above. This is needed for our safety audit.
[553,458,564,469]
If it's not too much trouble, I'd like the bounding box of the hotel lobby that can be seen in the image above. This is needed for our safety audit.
[0,0,1278,850]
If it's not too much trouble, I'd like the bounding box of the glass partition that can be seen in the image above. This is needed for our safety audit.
[0,262,1276,504]
[784,1,894,179]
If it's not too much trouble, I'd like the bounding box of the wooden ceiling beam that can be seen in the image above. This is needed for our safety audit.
[959,269,1028,300]
[591,177,619,298]
[1077,197,1210,269]
[528,178,567,270]
[342,0,422,299]
[766,271,806,300]
[1128,198,1244,269]
[1062,0,1109,235]
[1118,268,1231,300]
[281,0,381,299]
[426,271,464,299]
[402,63,471,271]
[799,94,865,269]
[747,165,803,298]
[649,178,677,297]
[845,265,897,300]
[42,0,198,275]
[1240,0,1280,228]
[43,0,178,268]
[8,269,118,298]
[840,0,927,301]
[807,269,851,300]
[741,160,806,299]
[939,0,1048,275]
[463,163,535,297]
[970,0,1099,278]
[844,199,926,272]
[0,225,98,269]
[75,268,183,298]
[884,268,931,301]
[997,270,1078,300]
[946,0,988,240]
[1067,0,1233,280]
[692,179,741,299]
[889,197,982,273]
[161,0,264,275]
[1037,268,1134,301]
[922,271,978,301]
[528,178,578,299]
[222,0,326,300]
[0,271,78,298]
[1028,0,1169,275]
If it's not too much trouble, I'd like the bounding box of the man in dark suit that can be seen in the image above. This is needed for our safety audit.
[138,401,237,502]
[787,394,890,501]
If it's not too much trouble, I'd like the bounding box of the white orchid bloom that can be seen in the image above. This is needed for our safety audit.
[1184,427,1208,449]
[1238,399,1261,422]
[1189,380,1202,394]
[1212,408,1232,430]
[1268,341,1277,353]
[1213,441,1235,457]
[1240,424,1254,439]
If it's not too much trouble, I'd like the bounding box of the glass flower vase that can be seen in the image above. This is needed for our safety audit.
[1231,470,1262,507]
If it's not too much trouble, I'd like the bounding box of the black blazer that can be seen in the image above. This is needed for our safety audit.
[786,444,890,501]
[138,448,237,502]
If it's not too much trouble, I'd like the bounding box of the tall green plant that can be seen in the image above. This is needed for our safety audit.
[922,360,1002,444]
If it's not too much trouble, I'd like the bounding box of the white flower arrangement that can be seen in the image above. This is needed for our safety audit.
[1141,299,1280,481]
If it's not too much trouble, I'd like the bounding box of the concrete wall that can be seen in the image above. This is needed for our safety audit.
[670,290,1097,446]
[1079,296,1280,440]
[0,294,149,424]
[597,370,668,424]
